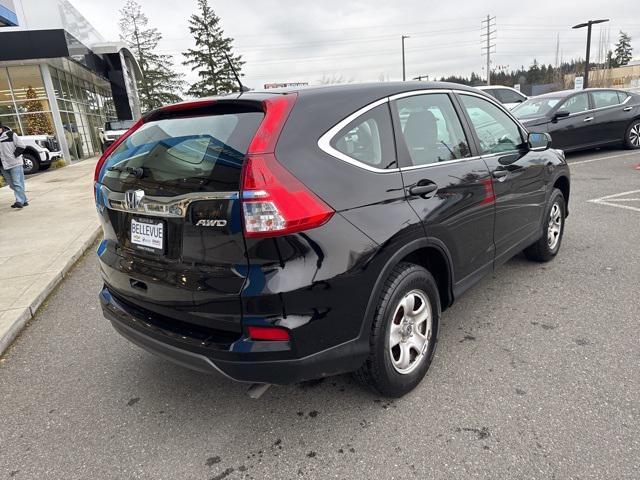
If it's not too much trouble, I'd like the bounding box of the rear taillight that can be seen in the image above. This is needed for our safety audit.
[241,154,334,237]
[241,93,334,238]
[247,326,290,341]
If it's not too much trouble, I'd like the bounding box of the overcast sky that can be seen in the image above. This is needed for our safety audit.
[74,0,639,90]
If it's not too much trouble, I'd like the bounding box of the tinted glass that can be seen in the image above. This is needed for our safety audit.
[106,120,135,131]
[617,91,629,103]
[592,91,620,108]
[331,103,396,169]
[101,111,263,195]
[395,93,471,165]
[561,93,589,114]
[482,89,499,100]
[460,94,524,154]
[496,89,526,104]
[513,97,562,118]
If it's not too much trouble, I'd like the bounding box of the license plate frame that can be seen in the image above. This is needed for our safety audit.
[130,217,165,253]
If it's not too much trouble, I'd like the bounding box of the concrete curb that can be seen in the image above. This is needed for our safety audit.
[0,225,102,357]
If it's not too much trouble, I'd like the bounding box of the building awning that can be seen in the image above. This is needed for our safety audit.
[91,42,143,81]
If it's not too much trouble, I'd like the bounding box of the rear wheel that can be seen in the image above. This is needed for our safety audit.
[22,153,40,174]
[524,188,565,262]
[625,120,640,149]
[354,263,440,397]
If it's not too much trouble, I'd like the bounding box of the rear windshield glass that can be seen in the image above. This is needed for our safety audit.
[105,120,135,131]
[100,112,263,195]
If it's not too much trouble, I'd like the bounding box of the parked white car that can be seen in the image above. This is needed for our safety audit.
[477,86,528,110]
[21,135,63,174]
[101,120,135,153]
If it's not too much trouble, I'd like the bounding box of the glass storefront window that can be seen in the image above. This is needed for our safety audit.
[0,114,22,135]
[15,99,51,114]
[7,66,47,102]
[0,102,15,116]
[0,68,12,103]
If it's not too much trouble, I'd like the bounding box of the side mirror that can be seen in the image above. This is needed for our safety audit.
[553,110,570,122]
[528,132,551,152]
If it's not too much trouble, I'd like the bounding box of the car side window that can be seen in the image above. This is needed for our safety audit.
[394,93,471,166]
[592,91,621,108]
[561,93,589,114]
[497,89,525,104]
[331,104,396,169]
[459,94,524,155]
[617,92,629,103]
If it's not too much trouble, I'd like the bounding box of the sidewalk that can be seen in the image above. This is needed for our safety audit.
[0,158,101,355]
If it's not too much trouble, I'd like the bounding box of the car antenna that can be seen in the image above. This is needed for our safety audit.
[224,53,245,93]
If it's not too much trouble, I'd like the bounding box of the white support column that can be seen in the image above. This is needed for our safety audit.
[40,63,71,163]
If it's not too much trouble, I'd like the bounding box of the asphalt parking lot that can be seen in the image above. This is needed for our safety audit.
[1,147,639,480]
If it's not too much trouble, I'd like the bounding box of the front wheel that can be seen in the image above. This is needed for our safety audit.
[354,263,440,397]
[524,188,566,262]
[22,153,40,174]
[625,120,640,149]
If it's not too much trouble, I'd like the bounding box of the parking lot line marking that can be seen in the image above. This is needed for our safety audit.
[589,189,640,213]
[568,151,639,166]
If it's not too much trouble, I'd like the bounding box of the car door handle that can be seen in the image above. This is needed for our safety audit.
[583,117,594,122]
[623,106,633,112]
[408,181,438,197]
[492,169,508,180]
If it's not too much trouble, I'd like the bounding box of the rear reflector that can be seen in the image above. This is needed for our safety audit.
[247,326,290,341]
[241,154,334,237]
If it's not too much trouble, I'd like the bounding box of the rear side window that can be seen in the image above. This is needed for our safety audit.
[101,111,263,195]
[496,88,525,104]
[460,94,524,154]
[592,91,620,108]
[395,93,471,165]
[331,104,396,169]
[561,93,589,114]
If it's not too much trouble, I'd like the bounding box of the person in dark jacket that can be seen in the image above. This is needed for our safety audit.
[0,124,28,209]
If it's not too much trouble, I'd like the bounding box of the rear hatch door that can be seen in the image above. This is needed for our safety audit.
[96,101,264,334]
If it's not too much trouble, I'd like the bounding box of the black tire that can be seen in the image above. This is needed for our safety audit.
[354,262,440,398]
[524,188,566,262]
[22,153,40,174]
[624,119,640,149]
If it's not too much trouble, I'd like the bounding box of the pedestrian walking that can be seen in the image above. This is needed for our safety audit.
[0,123,29,209]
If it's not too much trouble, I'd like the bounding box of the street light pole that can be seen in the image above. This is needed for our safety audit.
[402,35,410,81]
[572,19,609,89]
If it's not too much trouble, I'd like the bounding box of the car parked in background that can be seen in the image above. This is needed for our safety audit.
[95,82,570,397]
[21,135,63,174]
[101,120,135,152]
[512,88,640,152]
[477,85,528,109]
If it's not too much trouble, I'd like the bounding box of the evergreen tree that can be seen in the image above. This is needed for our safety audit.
[119,0,184,111]
[183,0,244,96]
[614,31,633,66]
[24,87,54,135]
[607,50,619,68]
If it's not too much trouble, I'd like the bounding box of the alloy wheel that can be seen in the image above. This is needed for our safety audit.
[547,203,562,250]
[389,289,432,375]
[23,158,33,173]
[630,123,640,147]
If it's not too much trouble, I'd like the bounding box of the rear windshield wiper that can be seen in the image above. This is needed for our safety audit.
[107,165,145,179]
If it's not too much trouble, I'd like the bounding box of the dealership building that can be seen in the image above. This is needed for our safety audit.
[0,0,142,160]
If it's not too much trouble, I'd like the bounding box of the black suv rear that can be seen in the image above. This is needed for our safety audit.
[95,83,570,397]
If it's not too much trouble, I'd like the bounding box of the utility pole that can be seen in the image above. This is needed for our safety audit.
[401,35,410,81]
[481,15,496,85]
[572,19,609,88]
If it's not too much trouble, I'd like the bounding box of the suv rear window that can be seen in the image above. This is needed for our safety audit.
[101,110,263,196]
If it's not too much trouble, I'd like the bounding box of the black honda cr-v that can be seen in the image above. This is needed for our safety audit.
[95,82,570,397]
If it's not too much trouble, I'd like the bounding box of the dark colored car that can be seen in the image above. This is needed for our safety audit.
[94,82,570,397]
[513,88,640,152]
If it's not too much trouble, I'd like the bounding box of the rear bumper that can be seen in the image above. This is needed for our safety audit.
[100,286,368,384]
